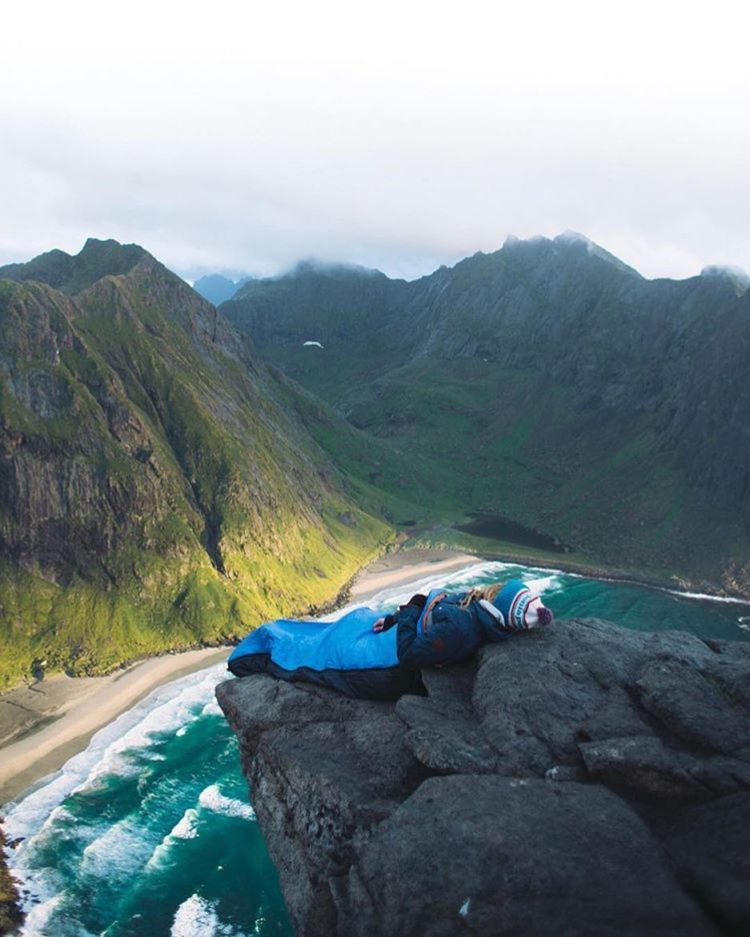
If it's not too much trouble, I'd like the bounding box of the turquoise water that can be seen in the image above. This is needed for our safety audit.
[4,560,749,936]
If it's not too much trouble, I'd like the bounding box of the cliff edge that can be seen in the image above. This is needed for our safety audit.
[0,825,23,935]
[216,619,750,936]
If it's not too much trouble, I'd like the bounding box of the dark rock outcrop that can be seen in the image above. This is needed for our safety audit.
[0,824,23,934]
[216,618,750,936]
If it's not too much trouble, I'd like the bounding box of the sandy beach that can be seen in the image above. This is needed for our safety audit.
[350,548,481,602]
[0,548,478,805]
[0,647,231,805]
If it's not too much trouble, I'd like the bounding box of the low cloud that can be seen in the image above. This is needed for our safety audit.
[1,1,748,282]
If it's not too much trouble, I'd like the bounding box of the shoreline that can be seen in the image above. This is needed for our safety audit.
[0,646,231,805]
[3,544,748,806]
[0,551,477,806]
[347,543,750,614]
[0,551,473,805]
[391,536,750,605]
[348,549,483,603]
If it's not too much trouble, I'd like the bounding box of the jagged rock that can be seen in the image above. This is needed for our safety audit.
[346,777,712,937]
[216,674,373,755]
[579,735,750,799]
[220,675,423,933]
[396,665,498,774]
[663,792,750,933]
[0,824,24,934]
[635,655,750,754]
[472,619,654,776]
[216,618,750,936]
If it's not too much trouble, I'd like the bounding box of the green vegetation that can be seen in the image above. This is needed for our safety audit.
[3,232,750,688]
[225,236,750,597]
[0,242,391,689]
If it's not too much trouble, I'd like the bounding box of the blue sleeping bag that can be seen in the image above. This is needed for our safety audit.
[227,606,423,700]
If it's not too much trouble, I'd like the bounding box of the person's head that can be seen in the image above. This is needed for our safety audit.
[465,579,553,630]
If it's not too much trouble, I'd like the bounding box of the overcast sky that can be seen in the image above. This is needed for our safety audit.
[1,0,748,281]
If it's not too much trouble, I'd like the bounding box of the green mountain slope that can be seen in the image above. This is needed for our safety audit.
[222,234,750,595]
[0,241,391,688]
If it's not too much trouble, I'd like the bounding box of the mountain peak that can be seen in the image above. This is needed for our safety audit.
[553,231,644,277]
[290,259,385,280]
[700,264,750,296]
[498,232,642,279]
[0,238,151,295]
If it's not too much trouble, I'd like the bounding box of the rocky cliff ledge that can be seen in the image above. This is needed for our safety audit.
[216,619,750,936]
[0,825,23,935]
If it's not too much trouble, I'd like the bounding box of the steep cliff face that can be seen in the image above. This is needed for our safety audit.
[0,241,391,687]
[223,235,750,594]
[217,619,750,936]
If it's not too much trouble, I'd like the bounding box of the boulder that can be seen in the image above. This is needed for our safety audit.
[216,618,750,935]
[346,777,712,937]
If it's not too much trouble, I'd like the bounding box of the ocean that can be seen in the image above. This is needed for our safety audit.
[4,560,749,936]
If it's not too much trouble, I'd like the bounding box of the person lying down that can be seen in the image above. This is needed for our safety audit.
[227,579,553,701]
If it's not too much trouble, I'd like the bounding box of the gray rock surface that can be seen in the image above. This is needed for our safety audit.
[216,618,750,936]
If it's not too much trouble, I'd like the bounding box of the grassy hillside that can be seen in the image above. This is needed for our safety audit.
[224,235,750,596]
[0,242,392,688]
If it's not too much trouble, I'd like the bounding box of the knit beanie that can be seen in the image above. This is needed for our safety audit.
[490,579,553,630]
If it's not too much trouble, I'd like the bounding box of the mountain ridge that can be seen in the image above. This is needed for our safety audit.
[0,238,150,295]
[0,240,391,688]
[221,234,750,596]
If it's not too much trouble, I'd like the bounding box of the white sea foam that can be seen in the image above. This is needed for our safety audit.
[172,807,201,839]
[5,662,227,847]
[170,893,246,937]
[170,894,222,936]
[20,893,98,937]
[665,587,750,605]
[81,666,227,789]
[5,661,230,928]
[144,786,254,874]
[145,808,201,871]
[524,575,562,594]
[551,565,750,609]
[80,815,154,879]
[201,698,223,717]
[468,558,750,612]
[198,784,255,820]
[324,560,563,620]
[327,560,513,617]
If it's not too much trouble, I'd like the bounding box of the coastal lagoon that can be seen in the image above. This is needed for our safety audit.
[5,560,749,936]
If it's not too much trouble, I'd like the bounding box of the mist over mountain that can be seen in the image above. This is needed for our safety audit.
[0,240,388,687]
[222,232,750,596]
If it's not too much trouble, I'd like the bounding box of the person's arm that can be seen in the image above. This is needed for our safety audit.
[373,593,427,633]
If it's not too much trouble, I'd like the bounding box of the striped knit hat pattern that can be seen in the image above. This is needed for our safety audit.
[490,579,553,630]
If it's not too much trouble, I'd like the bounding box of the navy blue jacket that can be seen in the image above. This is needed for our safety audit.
[396,591,510,669]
